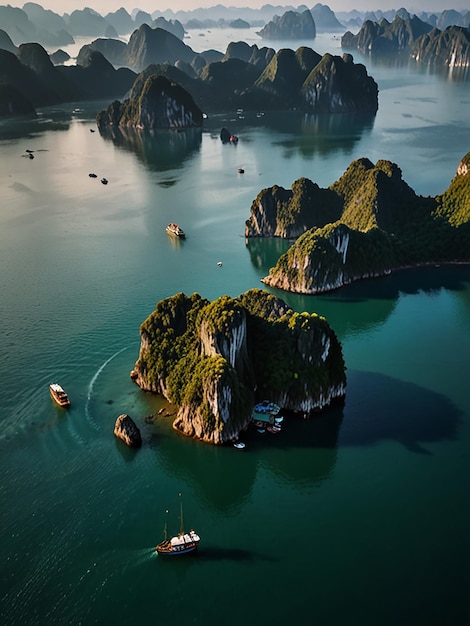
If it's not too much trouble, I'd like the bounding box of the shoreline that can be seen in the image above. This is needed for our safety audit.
[262,260,470,296]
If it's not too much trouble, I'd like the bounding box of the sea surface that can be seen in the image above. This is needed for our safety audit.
[1,28,469,626]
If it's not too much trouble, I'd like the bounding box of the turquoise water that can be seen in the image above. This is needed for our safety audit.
[1,33,470,625]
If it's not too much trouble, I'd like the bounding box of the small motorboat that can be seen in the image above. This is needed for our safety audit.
[237,167,244,174]
[229,135,238,144]
[49,383,71,408]
[101,178,108,185]
[233,442,246,449]
[89,173,97,178]
[217,261,223,267]
[166,223,185,238]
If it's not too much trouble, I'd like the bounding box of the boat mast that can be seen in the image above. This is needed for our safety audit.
[179,492,184,535]
[163,509,168,541]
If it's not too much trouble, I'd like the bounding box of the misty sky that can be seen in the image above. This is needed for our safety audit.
[5,1,464,14]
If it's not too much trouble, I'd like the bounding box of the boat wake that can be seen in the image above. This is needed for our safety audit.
[85,346,130,427]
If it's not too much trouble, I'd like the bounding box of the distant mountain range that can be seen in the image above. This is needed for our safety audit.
[0,5,468,119]
[0,3,468,48]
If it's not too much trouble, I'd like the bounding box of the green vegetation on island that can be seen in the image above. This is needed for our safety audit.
[132,289,346,444]
[245,154,470,294]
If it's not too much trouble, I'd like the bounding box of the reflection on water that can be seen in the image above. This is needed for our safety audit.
[205,109,376,159]
[277,111,376,158]
[265,265,470,339]
[343,47,470,83]
[245,237,291,274]
[98,125,202,172]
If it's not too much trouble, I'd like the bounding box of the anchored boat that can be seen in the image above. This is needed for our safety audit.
[166,223,185,238]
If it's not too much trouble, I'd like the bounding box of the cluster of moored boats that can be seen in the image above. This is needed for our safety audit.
[252,400,284,434]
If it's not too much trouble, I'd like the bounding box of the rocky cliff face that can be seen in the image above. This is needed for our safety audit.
[97,74,203,129]
[257,9,316,40]
[311,4,344,32]
[342,17,470,76]
[411,26,470,72]
[125,24,197,72]
[250,47,377,114]
[342,15,433,54]
[132,290,346,444]
[300,52,378,113]
[245,177,342,238]
[262,223,395,293]
[456,152,470,176]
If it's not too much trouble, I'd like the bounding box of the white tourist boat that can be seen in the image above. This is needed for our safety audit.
[49,383,71,407]
[166,223,185,238]
[156,495,200,556]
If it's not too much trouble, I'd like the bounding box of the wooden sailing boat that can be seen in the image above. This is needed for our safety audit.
[156,494,200,556]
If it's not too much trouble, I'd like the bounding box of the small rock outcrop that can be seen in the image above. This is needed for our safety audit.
[220,127,231,142]
[96,74,203,129]
[132,290,346,444]
[114,414,142,448]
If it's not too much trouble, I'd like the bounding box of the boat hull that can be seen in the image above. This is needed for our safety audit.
[156,529,200,556]
[156,542,198,556]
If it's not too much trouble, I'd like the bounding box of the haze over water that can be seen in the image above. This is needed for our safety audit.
[1,28,469,626]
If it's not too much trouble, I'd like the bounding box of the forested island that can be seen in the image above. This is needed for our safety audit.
[342,13,470,75]
[131,289,346,444]
[245,153,470,295]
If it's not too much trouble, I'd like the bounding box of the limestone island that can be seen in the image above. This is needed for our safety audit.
[245,152,470,295]
[131,289,346,445]
[96,74,203,130]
